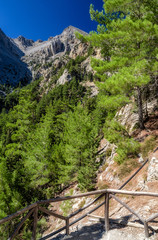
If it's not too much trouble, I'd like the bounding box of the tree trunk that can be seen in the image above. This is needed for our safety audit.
[137,87,145,130]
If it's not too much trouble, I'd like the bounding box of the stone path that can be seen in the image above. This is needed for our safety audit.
[42,221,157,240]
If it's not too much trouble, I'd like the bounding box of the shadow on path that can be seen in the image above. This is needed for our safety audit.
[45,223,105,240]
[42,215,135,240]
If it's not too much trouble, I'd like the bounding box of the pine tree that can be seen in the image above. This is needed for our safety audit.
[57,105,100,190]
[86,0,158,129]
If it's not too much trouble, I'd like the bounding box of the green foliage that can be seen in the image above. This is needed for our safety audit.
[103,120,140,164]
[49,66,65,85]
[141,136,157,158]
[60,189,74,216]
[87,0,158,129]
[118,158,140,179]
[0,6,156,236]
[53,104,100,190]
[66,55,86,80]
[0,51,102,238]
[33,63,42,71]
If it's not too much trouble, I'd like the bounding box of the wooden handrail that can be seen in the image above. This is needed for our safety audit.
[39,206,67,220]
[1,158,157,240]
[110,194,144,223]
[8,209,34,240]
[147,212,158,223]
[0,202,37,225]
[37,189,108,204]
[37,189,158,206]
[107,189,158,197]
[1,189,158,226]
[32,207,38,240]
[0,189,158,239]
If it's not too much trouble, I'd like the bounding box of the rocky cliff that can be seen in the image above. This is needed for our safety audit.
[14,26,91,92]
[0,28,31,86]
[0,26,89,88]
[1,26,157,133]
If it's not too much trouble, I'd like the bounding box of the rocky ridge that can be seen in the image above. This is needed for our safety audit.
[0,28,31,86]
[12,26,91,90]
[13,26,88,64]
[0,26,89,87]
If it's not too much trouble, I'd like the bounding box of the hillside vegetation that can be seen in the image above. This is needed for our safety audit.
[0,0,157,238]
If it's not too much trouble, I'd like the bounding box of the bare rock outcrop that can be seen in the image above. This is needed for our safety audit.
[11,26,89,88]
[13,26,88,66]
[57,69,72,85]
[0,28,31,86]
[13,35,34,51]
[147,157,158,182]
[116,99,158,133]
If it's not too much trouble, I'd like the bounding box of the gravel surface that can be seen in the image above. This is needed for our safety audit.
[42,222,157,240]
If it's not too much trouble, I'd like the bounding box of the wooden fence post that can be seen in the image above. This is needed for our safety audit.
[66,218,69,235]
[32,206,38,240]
[105,193,109,233]
[144,221,149,238]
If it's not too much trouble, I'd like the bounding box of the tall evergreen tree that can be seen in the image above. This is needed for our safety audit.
[86,0,158,129]
[57,105,100,190]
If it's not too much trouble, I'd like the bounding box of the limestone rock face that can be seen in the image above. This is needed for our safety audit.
[13,26,87,65]
[116,103,138,133]
[11,26,89,88]
[81,81,99,97]
[0,28,31,86]
[57,69,72,85]
[0,26,89,87]
[116,99,158,133]
[13,35,34,51]
[81,57,93,73]
[147,157,158,182]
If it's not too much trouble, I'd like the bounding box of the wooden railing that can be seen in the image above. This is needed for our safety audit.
[0,189,158,239]
[0,158,152,240]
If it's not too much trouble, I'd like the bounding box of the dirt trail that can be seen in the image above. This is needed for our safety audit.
[42,220,157,240]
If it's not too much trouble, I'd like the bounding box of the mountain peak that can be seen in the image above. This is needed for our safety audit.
[13,36,34,53]
[62,25,87,36]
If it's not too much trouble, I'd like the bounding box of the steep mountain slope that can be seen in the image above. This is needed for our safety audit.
[13,26,87,66]
[13,26,87,56]
[0,26,87,87]
[13,35,35,52]
[0,24,157,239]
[14,26,91,91]
[42,130,158,239]
[0,28,31,86]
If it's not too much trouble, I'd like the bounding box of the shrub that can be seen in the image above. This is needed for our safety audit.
[141,135,157,158]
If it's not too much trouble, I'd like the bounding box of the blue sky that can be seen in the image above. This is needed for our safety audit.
[0,0,103,41]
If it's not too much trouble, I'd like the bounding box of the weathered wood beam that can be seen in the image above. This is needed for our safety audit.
[144,221,150,238]
[40,201,105,240]
[0,203,37,225]
[37,189,158,205]
[105,193,109,232]
[32,206,38,240]
[66,218,69,235]
[39,206,66,220]
[107,189,158,197]
[146,212,158,223]
[118,159,149,190]
[37,189,107,204]
[110,194,144,223]
[8,208,34,240]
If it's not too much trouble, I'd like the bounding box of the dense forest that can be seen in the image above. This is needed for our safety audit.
[0,0,157,238]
